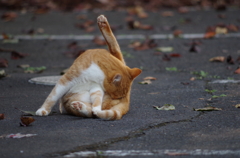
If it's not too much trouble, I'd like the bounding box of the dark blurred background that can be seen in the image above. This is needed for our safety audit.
[0,0,239,12]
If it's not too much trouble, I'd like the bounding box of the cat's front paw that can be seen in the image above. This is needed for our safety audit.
[36,107,50,116]
[97,15,108,28]
[92,106,102,116]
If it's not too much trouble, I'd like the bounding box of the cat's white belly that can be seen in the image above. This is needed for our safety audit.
[66,62,105,103]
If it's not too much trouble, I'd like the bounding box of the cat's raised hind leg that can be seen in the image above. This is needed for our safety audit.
[70,101,92,117]
[97,15,125,64]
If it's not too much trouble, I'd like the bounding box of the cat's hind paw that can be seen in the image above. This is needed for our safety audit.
[70,101,83,111]
[97,15,108,28]
[36,107,50,116]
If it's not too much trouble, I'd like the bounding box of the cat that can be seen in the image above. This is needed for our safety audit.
[36,15,142,120]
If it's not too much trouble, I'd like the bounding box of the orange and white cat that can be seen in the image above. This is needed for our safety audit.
[36,15,141,120]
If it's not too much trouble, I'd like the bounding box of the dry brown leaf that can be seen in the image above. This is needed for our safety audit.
[173,30,183,37]
[11,51,28,60]
[161,11,174,17]
[144,77,157,81]
[1,12,17,21]
[234,67,240,74]
[20,116,35,126]
[0,114,4,120]
[227,24,239,32]
[209,56,225,62]
[190,77,196,81]
[178,7,189,13]
[204,31,216,39]
[0,58,8,68]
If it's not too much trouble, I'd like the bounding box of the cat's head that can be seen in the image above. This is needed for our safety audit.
[104,67,142,99]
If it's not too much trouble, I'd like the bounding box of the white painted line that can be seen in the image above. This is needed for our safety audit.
[64,149,240,157]
[210,80,240,84]
[1,33,240,40]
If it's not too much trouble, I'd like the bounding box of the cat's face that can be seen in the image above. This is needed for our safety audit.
[104,67,142,99]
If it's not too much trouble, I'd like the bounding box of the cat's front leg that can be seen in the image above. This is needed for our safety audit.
[36,77,72,116]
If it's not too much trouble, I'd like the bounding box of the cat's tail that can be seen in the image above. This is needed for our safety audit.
[94,102,129,120]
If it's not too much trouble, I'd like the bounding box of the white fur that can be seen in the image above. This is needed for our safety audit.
[36,62,106,116]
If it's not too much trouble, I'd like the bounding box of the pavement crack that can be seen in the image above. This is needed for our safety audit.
[50,112,203,157]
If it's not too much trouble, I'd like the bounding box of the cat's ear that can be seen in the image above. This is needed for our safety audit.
[112,74,122,85]
[129,68,142,79]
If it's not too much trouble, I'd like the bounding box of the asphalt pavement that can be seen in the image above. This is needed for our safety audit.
[0,8,240,158]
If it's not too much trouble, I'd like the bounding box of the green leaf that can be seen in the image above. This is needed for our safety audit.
[193,106,222,111]
[15,108,36,116]
[166,67,178,72]
[205,89,217,93]
[153,104,175,110]
[212,94,227,98]
[24,66,46,73]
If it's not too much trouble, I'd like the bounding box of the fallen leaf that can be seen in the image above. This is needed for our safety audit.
[173,30,183,37]
[85,26,95,33]
[218,14,226,19]
[1,12,17,21]
[209,56,225,62]
[20,116,35,126]
[227,24,239,32]
[0,58,8,68]
[234,104,240,108]
[170,53,181,57]
[0,114,4,120]
[190,77,196,81]
[166,67,178,71]
[204,31,216,39]
[193,106,222,111]
[0,70,7,79]
[161,11,174,17]
[93,36,106,46]
[11,51,28,60]
[5,133,37,138]
[17,64,30,69]
[181,82,189,85]
[215,26,228,34]
[24,66,46,73]
[198,98,205,100]
[189,44,201,53]
[34,6,49,14]
[15,108,36,116]
[226,55,234,64]
[156,47,173,52]
[143,76,156,81]
[162,54,171,61]
[153,104,175,110]
[3,38,19,44]
[212,94,227,98]
[139,80,152,84]
[130,39,157,51]
[234,67,240,74]
[135,6,148,18]
[178,7,189,13]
